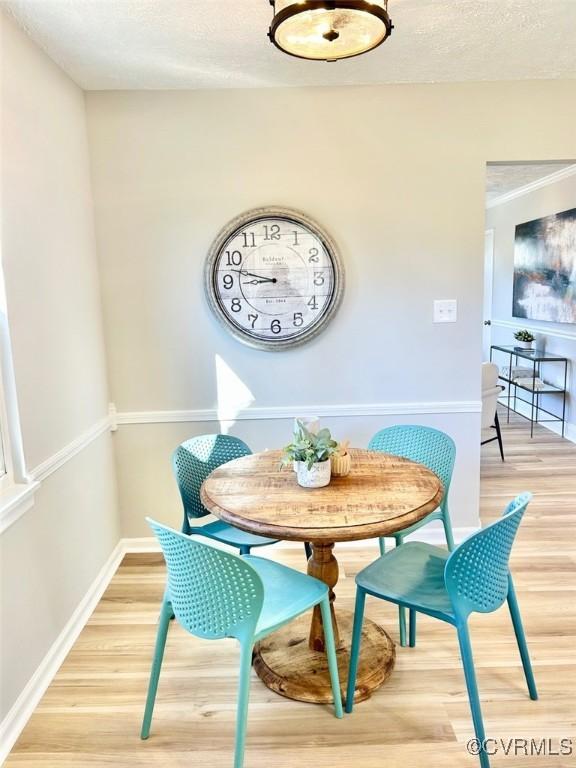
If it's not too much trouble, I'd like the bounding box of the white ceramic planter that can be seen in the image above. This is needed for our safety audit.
[297,460,331,488]
[517,341,533,350]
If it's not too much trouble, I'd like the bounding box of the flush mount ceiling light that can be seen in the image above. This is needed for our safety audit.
[268,0,393,62]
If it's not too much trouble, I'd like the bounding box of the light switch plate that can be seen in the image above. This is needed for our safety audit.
[434,299,457,323]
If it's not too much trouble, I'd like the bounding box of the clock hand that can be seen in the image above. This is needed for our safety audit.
[243,279,271,285]
[231,268,277,284]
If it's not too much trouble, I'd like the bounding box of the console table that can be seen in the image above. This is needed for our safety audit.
[490,345,568,438]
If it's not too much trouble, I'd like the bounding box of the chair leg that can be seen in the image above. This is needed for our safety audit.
[456,622,490,768]
[239,545,250,556]
[409,609,417,648]
[378,537,386,556]
[304,542,312,561]
[507,576,538,700]
[319,597,343,718]
[234,641,254,768]
[494,412,505,461]
[442,508,455,551]
[398,604,407,647]
[141,597,173,739]
[393,534,408,647]
[345,588,366,713]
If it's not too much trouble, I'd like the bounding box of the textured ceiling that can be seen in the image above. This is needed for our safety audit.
[3,0,576,90]
[485,163,576,203]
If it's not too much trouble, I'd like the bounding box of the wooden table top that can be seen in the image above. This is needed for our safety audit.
[200,448,443,542]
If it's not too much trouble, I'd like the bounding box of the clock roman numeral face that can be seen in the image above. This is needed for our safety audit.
[206,211,342,349]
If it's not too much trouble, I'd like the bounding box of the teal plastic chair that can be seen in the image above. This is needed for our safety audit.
[141,520,343,768]
[368,425,456,646]
[346,493,537,768]
[173,434,278,554]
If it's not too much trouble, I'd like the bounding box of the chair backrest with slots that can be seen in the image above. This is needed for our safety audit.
[147,518,263,641]
[172,434,251,526]
[369,425,456,511]
[444,493,531,619]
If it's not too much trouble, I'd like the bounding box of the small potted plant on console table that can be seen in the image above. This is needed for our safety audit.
[514,329,535,350]
[282,420,338,488]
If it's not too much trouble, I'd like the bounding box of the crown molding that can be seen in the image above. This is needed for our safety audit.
[491,318,576,342]
[486,164,576,209]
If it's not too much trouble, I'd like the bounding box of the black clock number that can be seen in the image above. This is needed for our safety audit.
[307,296,318,310]
[313,271,325,286]
[264,224,281,241]
[292,230,300,246]
[271,319,281,334]
[225,250,242,266]
[231,298,241,313]
[293,312,303,327]
[248,313,258,329]
[222,274,233,290]
[241,232,256,248]
[309,247,319,263]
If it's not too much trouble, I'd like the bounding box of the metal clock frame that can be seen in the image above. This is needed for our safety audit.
[204,206,344,351]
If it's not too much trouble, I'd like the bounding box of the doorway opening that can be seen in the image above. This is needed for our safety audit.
[481,160,576,462]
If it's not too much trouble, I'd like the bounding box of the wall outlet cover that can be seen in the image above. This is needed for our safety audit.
[434,299,458,323]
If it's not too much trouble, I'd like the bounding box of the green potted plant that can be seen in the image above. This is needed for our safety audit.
[514,329,535,350]
[282,420,338,488]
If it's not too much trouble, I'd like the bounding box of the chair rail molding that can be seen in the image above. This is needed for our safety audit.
[486,163,576,209]
[1,415,113,534]
[114,400,482,425]
[29,415,112,483]
[491,318,576,342]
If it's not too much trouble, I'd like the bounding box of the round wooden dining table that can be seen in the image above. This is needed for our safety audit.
[200,447,443,705]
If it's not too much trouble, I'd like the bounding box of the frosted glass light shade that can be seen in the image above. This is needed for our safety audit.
[269,1,392,61]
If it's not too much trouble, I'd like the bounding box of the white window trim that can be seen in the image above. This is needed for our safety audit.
[0,276,38,534]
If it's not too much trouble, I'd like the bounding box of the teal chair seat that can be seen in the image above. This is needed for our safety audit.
[356,542,454,620]
[243,556,327,638]
[346,493,538,768]
[141,521,342,768]
[199,519,277,551]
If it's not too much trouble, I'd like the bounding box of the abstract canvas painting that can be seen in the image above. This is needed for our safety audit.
[512,208,576,324]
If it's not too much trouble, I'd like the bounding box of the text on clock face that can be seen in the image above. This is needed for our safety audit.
[213,217,336,341]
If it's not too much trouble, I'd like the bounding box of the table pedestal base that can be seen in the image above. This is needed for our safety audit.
[253,610,395,705]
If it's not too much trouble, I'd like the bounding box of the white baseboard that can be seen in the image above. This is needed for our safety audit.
[0,539,125,765]
[0,523,478,762]
[498,397,576,444]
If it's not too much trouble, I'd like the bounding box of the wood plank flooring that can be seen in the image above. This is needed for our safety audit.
[6,412,576,767]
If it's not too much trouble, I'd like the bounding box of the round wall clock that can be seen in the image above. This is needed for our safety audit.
[205,206,344,350]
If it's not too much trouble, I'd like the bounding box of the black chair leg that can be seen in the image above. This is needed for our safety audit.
[495,411,505,461]
[304,542,312,561]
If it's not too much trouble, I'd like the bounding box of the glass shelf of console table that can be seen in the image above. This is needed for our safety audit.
[489,344,568,438]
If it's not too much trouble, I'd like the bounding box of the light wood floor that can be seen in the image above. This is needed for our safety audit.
[6,412,576,767]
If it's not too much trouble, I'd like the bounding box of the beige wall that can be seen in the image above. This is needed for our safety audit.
[86,82,576,537]
[487,172,576,432]
[0,12,119,720]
